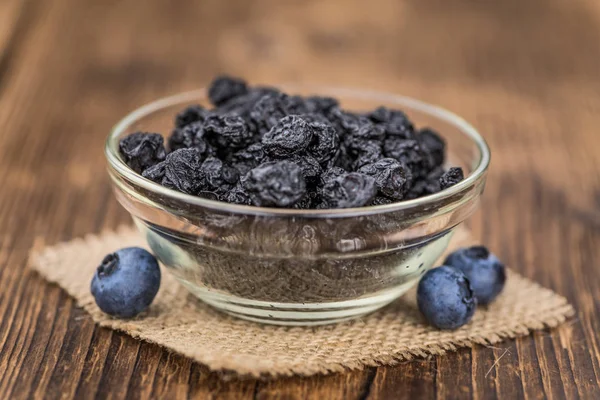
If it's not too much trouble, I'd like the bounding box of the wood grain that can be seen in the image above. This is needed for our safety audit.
[0,0,598,398]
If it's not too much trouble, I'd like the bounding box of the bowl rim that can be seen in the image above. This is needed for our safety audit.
[105,86,490,217]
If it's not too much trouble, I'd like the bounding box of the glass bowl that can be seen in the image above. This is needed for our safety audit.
[105,86,490,326]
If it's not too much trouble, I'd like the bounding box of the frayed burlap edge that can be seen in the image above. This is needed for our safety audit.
[29,225,574,378]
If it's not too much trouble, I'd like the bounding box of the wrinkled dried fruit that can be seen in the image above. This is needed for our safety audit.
[142,161,166,183]
[440,167,464,190]
[284,153,323,187]
[168,121,213,157]
[321,166,347,184]
[241,161,306,207]
[200,157,239,192]
[383,138,428,178]
[119,132,166,173]
[406,167,444,199]
[216,87,279,118]
[208,76,249,106]
[350,140,384,169]
[307,121,340,166]
[293,190,322,209]
[304,96,339,114]
[230,143,266,175]
[262,116,314,158]
[163,148,204,194]
[321,172,377,208]
[225,185,253,205]
[358,158,412,200]
[332,108,386,141]
[174,105,211,128]
[203,114,253,149]
[250,93,294,134]
[368,106,414,139]
[418,128,445,168]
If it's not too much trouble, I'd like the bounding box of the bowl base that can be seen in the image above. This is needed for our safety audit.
[176,279,418,326]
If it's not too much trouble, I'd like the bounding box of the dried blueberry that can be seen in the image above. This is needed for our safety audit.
[321,172,377,208]
[262,116,314,158]
[331,108,385,141]
[174,105,210,128]
[328,108,357,128]
[358,158,412,200]
[208,76,249,106]
[203,114,253,149]
[406,167,444,199]
[304,96,339,114]
[354,120,386,141]
[368,106,414,139]
[230,143,266,175]
[321,166,347,184]
[241,161,306,207]
[119,132,166,173]
[225,185,253,205]
[200,157,239,192]
[293,190,322,209]
[163,148,205,194]
[161,174,176,190]
[427,166,445,180]
[284,153,323,187]
[406,179,440,199]
[383,138,428,178]
[142,161,166,183]
[418,128,446,168]
[216,87,279,118]
[168,121,212,157]
[350,140,384,169]
[331,144,351,171]
[250,92,294,134]
[286,95,310,114]
[439,167,464,190]
[307,121,339,166]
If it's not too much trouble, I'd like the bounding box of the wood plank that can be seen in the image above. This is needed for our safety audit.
[148,351,192,399]
[187,364,257,400]
[435,349,472,399]
[368,361,436,400]
[255,370,373,400]
[72,329,114,399]
[0,0,29,77]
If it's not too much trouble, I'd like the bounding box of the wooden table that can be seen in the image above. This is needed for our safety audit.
[0,0,598,398]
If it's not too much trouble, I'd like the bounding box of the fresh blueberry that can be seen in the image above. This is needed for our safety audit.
[91,247,161,318]
[417,266,477,330]
[443,246,506,305]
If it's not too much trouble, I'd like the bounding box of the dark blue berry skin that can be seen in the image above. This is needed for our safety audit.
[417,266,477,330]
[119,132,166,174]
[439,167,464,190]
[91,247,161,318]
[443,246,506,305]
[208,76,248,107]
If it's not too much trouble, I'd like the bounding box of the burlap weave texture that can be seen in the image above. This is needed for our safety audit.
[29,226,574,377]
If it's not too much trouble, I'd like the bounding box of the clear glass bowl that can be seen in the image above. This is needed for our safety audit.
[105,86,490,326]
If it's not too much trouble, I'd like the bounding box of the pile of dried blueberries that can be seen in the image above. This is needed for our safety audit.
[119,76,464,209]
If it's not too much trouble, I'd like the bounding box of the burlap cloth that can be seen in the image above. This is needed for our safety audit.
[29,225,573,378]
